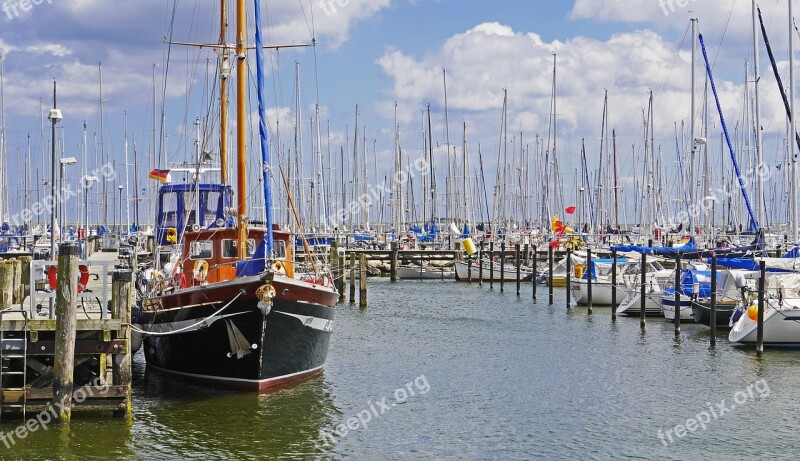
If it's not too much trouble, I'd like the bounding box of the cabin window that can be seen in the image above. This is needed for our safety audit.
[189,240,214,259]
[274,240,287,259]
[162,192,179,228]
[222,239,256,259]
[202,191,222,227]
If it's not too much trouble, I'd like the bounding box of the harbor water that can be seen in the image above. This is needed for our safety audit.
[2,279,798,460]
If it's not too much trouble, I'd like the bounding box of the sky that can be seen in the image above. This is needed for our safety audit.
[0,0,797,228]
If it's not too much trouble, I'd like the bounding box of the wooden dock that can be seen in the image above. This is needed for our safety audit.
[0,247,133,420]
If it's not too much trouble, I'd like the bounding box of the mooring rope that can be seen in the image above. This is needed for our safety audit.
[130,289,246,337]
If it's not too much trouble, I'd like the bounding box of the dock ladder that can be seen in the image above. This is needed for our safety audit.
[0,309,29,420]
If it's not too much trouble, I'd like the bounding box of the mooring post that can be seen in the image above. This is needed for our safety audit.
[500,242,506,292]
[548,245,554,305]
[489,241,495,289]
[338,251,345,303]
[53,242,79,422]
[611,248,617,321]
[515,243,521,296]
[359,253,368,308]
[532,245,537,300]
[330,241,340,296]
[524,243,530,269]
[710,254,717,346]
[674,254,681,337]
[112,269,133,418]
[349,252,356,304]
[640,252,647,328]
[478,240,484,286]
[390,241,399,282]
[565,248,572,309]
[586,248,593,315]
[757,261,765,356]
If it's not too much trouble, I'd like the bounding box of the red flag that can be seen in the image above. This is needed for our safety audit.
[565,205,577,215]
[549,240,559,249]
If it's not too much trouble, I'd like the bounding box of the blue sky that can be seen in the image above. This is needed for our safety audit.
[0,0,796,228]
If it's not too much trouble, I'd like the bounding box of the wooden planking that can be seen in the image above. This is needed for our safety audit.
[1,385,129,403]
[1,319,122,332]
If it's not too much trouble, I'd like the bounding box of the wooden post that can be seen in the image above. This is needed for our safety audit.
[674,254,681,337]
[515,243,521,296]
[349,252,356,304]
[532,245,537,300]
[640,252,646,328]
[500,242,505,292]
[52,242,79,422]
[489,241,495,289]
[330,241,341,298]
[524,243,530,269]
[112,269,133,418]
[611,248,617,321]
[548,244,554,305]
[757,261,765,356]
[390,241,399,282]
[338,252,345,303]
[710,254,717,346]
[478,240,484,286]
[565,248,572,309]
[586,248,593,315]
[359,254,368,308]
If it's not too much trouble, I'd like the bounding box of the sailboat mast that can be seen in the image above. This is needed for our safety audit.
[235,0,248,258]
[219,0,229,186]
[689,17,697,235]
[790,0,798,242]
[0,53,5,224]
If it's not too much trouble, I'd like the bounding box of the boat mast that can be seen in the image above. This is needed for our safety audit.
[0,53,5,224]
[236,0,247,259]
[689,17,697,236]
[790,0,798,243]
[219,0,230,186]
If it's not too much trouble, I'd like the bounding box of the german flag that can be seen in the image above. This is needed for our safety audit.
[149,169,171,183]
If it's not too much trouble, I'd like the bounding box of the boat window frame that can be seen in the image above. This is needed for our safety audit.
[189,240,214,260]
[222,239,256,259]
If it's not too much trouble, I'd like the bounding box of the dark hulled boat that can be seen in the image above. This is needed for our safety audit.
[136,0,337,390]
[139,227,337,390]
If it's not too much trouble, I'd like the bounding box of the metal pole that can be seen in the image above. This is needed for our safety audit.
[710,254,717,346]
[675,254,682,337]
[611,248,617,320]
[757,261,765,355]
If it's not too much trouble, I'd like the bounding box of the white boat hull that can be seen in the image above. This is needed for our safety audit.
[729,300,800,346]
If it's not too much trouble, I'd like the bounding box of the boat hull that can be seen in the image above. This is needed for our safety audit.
[396,266,454,280]
[139,274,337,390]
[729,301,800,346]
[454,260,533,282]
[660,295,694,321]
[690,301,737,327]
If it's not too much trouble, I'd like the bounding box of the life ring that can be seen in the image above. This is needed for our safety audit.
[166,227,178,244]
[272,261,286,275]
[193,260,209,282]
[47,264,90,293]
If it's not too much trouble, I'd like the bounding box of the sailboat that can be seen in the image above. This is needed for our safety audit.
[136,0,337,390]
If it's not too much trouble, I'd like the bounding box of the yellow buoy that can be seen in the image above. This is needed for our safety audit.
[747,305,759,321]
[574,263,584,279]
[462,237,477,256]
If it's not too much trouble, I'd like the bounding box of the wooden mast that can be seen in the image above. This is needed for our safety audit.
[219,0,229,186]
[236,0,247,259]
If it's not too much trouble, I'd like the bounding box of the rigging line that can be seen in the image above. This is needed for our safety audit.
[161,0,181,168]
[296,0,315,41]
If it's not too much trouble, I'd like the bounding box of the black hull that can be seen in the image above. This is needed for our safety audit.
[140,279,336,390]
[690,301,735,328]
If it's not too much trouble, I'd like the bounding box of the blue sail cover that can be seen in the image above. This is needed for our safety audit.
[662,270,716,297]
[713,258,794,273]
[254,0,274,255]
[236,239,268,277]
[582,258,630,280]
[610,237,695,256]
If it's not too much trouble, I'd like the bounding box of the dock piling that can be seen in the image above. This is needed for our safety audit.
[489,241,495,290]
[757,261,765,356]
[478,240,484,286]
[111,269,133,418]
[390,241,398,282]
[515,243,521,296]
[640,252,646,328]
[548,245,554,305]
[565,248,572,309]
[587,248,593,315]
[52,242,79,422]
[532,245,537,300]
[710,254,717,346]
[359,254,368,308]
[349,252,356,304]
[611,248,617,321]
[674,254,681,337]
